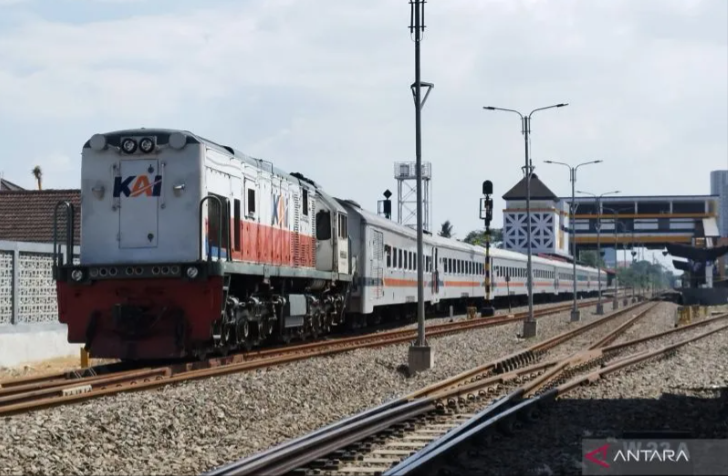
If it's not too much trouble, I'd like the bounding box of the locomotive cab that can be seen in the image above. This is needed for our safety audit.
[313,194,349,276]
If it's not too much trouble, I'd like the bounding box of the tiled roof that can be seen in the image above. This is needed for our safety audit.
[0,189,81,244]
[502,173,558,201]
[0,178,24,191]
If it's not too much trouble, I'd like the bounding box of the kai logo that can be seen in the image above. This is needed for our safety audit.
[113,175,163,198]
[272,193,289,227]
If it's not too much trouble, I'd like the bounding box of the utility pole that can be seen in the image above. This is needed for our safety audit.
[407,0,434,373]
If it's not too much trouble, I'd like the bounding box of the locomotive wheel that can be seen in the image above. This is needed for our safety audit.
[257,320,266,342]
[236,314,252,351]
[310,312,322,339]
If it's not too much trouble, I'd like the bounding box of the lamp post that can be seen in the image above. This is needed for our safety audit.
[480,180,495,317]
[483,102,569,338]
[576,190,620,315]
[407,0,435,373]
[603,206,632,308]
[544,160,602,322]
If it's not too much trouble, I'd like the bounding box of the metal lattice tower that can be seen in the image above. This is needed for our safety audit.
[394,161,432,232]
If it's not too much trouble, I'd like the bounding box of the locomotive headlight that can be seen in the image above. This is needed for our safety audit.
[121,138,138,154]
[139,137,155,154]
[71,269,84,282]
[169,132,187,150]
[89,134,107,151]
[186,266,199,279]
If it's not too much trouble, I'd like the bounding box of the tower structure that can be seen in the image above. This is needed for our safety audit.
[394,161,432,232]
[501,173,568,257]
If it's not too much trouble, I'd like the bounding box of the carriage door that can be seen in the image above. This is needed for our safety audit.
[118,159,159,249]
[371,230,385,300]
[555,270,560,292]
[432,247,440,299]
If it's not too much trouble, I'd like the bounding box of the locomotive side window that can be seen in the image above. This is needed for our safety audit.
[247,188,256,215]
[385,245,392,268]
[315,210,331,240]
[303,189,309,216]
[399,249,403,269]
[338,215,348,238]
[234,199,241,250]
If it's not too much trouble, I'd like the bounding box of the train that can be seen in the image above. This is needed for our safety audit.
[52,128,613,361]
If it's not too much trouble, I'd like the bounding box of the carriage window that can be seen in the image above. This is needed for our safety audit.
[398,249,403,269]
[385,245,391,268]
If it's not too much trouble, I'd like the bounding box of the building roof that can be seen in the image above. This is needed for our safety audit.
[0,189,81,244]
[0,178,24,191]
[502,173,558,201]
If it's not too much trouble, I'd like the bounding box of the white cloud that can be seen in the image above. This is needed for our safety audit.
[0,0,725,263]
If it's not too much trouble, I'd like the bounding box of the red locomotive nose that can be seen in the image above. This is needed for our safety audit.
[57,276,224,360]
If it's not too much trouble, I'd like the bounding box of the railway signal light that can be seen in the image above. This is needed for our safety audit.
[481,180,495,318]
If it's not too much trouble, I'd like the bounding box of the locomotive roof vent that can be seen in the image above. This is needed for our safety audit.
[291,172,318,187]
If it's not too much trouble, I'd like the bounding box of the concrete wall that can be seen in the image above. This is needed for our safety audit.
[0,240,81,367]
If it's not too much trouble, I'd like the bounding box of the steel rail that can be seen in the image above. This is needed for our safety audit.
[1,293,627,392]
[203,298,654,476]
[0,297,616,416]
[0,299,591,391]
[385,317,728,475]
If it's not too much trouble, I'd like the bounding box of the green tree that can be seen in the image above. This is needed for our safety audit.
[439,220,454,238]
[579,250,605,268]
[463,228,503,246]
[617,260,672,292]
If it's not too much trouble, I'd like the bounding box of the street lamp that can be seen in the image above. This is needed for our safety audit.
[603,206,632,308]
[577,190,620,315]
[543,159,602,322]
[483,102,569,338]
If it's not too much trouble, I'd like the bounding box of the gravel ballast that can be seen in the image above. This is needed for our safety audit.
[449,311,728,476]
[0,298,666,476]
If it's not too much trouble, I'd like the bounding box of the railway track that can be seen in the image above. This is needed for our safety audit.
[203,299,701,476]
[0,296,616,416]
[387,320,728,476]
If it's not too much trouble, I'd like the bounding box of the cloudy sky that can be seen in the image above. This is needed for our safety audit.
[1,0,726,270]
